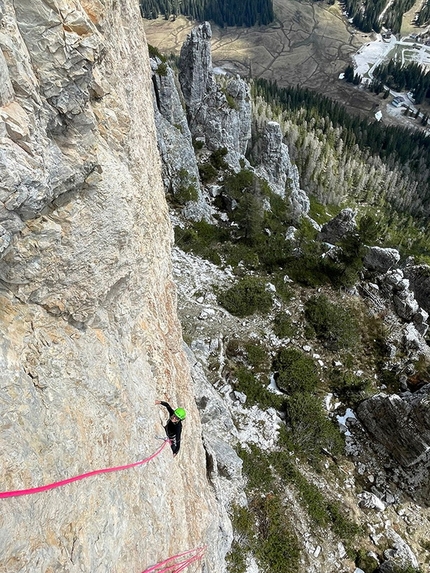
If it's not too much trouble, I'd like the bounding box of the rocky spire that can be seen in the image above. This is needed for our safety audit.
[178,21,214,108]
[178,22,252,168]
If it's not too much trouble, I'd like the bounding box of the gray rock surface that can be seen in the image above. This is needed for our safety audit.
[356,385,430,473]
[251,120,309,220]
[151,58,211,221]
[318,208,357,244]
[0,2,224,572]
[403,262,430,314]
[178,22,252,169]
[363,247,400,273]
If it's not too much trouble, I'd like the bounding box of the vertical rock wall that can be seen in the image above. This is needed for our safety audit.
[0,1,222,572]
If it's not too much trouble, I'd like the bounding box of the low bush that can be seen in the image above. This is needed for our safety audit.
[271,274,294,303]
[252,495,301,573]
[244,342,269,371]
[355,549,379,573]
[218,276,273,317]
[329,369,372,407]
[304,294,359,350]
[156,62,168,76]
[223,242,260,269]
[210,147,229,169]
[174,168,199,204]
[147,44,166,61]
[271,446,360,548]
[223,169,255,199]
[198,162,218,183]
[174,221,230,264]
[233,366,284,410]
[284,392,344,463]
[273,313,296,338]
[273,347,319,394]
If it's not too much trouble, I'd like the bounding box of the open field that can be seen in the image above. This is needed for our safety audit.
[143,0,429,125]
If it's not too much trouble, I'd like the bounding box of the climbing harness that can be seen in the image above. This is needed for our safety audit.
[0,439,170,499]
[141,546,206,573]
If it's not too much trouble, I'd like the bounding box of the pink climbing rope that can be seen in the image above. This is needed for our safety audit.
[141,546,206,573]
[0,439,169,499]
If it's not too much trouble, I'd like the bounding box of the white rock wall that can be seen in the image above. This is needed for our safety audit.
[0,1,222,572]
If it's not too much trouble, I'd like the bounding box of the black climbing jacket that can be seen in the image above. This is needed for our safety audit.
[160,401,182,455]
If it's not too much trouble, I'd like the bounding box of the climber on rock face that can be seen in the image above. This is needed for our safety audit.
[155,400,186,456]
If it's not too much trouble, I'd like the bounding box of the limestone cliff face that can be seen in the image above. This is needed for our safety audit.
[0,2,223,572]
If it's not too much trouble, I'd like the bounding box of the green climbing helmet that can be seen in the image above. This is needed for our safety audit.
[174,407,186,421]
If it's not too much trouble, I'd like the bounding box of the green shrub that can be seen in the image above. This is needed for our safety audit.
[244,342,269,371]
[355,549,379,573]
[218,276,273,317]
[156,62,168,76]
[271,275,294,303]
[174,169,199,204]
[227,505,255,573]
[228,453,301,573]
[232,192,265,246]
[192,137,204,150]
[223,242,260,269]
[148,44,166,61]
[226,540,247,573]
[233,366,284,410]
[329,369,372,406]
[273,313,296,338]
[327,501,362,543]
[257,232,293,271]
[174,221,229,264]
[223,169,255,199]
[273,348,319,394]
[304,294,359,350]
[285,392,344,463]
[239,444,275,492]
[252,495,301,573]
[175,183,198,204]
[210,147,229,169]
[199,162,218,183]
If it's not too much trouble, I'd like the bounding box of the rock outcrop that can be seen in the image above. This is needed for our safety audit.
[250,120,310,219]
[318,208,357,244]
[355,384,430,503]
[151,58,211,221]
[403,262,430,314]
[178,22,252,169]
[0,2,224,572]
[363,246,401,273]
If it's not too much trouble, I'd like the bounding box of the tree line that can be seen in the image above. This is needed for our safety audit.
[250,79,430,234]
[373,60,430,104]
[416,0,430,26]
[140,0,274,27]
[342,0,415,33]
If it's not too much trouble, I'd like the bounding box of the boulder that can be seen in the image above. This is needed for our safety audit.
[356,385,430,469]
[317,208,357,244]
[363,246,400,273]
[403,263,430,315]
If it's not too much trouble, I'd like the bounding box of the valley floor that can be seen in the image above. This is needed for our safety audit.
[142,0,430,128]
